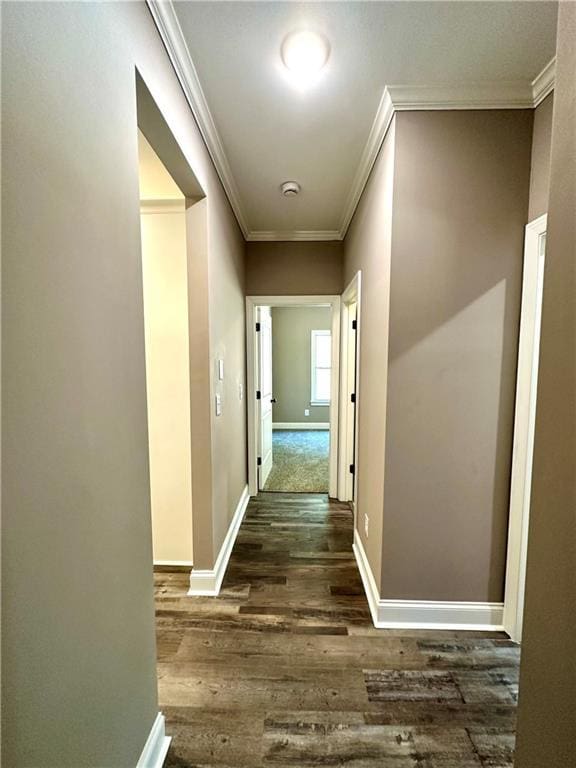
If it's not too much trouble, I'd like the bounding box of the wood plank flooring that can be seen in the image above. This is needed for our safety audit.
[155,493,519,767]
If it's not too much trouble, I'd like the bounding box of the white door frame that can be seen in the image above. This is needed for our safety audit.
[338,272,362,510]
[503,214,547,642]
[246,295,341,498]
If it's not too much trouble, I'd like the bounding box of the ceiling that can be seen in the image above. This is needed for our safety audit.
[161,1,558,240]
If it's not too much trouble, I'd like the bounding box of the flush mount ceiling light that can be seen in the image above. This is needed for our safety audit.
[281,29,330,88]
[281,181,301,197]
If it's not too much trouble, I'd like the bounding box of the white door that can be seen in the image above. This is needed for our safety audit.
[345,302,358,502]
[504,216,547,642]
[257,306,273,489]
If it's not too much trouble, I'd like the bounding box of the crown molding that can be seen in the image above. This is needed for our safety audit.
[338,88,395,239]
[147,1,556,243]
[146,0,249,238]
[247,230,342,242]
[532,57,556,107]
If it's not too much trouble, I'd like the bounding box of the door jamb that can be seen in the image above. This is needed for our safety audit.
[503,214,547,642]
[338,272,362,511]
[246,295,341,497]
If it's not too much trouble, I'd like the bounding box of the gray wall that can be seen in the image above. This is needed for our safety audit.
[345,110,534,602]
[1,2,246,765]
[271,307,331,424]
[382,109,533,602]
[516,5,576,764]
[246,241,343,296]
[343,119,396,582]
[528,93,554,221]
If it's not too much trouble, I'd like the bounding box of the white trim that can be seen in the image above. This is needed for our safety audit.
[503,214,547,643]
[153,560,193,568]
[273,422,329,430]
[338,272,362,505]
[188,485,249,596]
[246,230,341,242]
[532,57,556,107]
[339,90,395,238]
[246,296,340,498]
[353,531,504,631]
[140,198,185,215]
[136,713,171,768]
[145,0,249,238]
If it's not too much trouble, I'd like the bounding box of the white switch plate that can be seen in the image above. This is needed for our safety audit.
[215,393,222,416]
[304,409,310,416]
[218,359,224,380]
[364,514,369,536]
[238,383,243,400]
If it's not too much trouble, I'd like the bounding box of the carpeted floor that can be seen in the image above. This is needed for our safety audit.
[263,430,329,493]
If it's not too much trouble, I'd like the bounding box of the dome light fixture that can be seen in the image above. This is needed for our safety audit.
[281,29,330,88]
[281,181,301,197]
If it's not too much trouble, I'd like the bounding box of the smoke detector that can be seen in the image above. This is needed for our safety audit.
[281,181,301,197]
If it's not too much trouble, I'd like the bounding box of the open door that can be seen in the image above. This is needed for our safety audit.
[257,306,273,489]
[504,215,547,642]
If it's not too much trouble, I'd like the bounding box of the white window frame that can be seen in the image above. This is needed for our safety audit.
[311,329,332,406]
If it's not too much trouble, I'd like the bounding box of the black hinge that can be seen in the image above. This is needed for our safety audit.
[255,322,261,332]
[257,457,262,466]
[256,390,261,400]
[350,393,356,404]
[349,464,355,475]
[352,319,357,330]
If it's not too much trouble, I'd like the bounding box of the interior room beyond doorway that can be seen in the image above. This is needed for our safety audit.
[264,305,332,493]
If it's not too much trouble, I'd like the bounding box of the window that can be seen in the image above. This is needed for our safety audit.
[311,330,331,405]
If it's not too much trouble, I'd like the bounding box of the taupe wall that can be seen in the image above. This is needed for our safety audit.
[516,5,576,764]
[528,93,554,221]
[271,307,331,424]
[344,119,396,582]
[1,3,246,766]
[246,241,343,296]
[382,110,532,602]
[345,110,534,601]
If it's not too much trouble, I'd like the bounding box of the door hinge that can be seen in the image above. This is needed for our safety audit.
[350,393,356,404]
[349,464,355,475]
[257,457,262,466]
[255,322,261,332]
[256,390,261,400]
[352,319,357,330]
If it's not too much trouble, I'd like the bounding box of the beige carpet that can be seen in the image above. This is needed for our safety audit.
[263,430,329,493]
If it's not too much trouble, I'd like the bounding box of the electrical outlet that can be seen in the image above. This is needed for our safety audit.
[238,383,243,401]
[304,408,310,417]
[215,393,222,416]
[364,514,369,536]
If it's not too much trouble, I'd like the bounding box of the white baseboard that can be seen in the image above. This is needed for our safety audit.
[188,485,250,596]
[353,529,504,631]
[273,422,330,430]
[136,713,171,768]
[153,560,193,567]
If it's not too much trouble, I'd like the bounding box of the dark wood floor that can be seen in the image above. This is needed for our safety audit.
[155,493,519,767]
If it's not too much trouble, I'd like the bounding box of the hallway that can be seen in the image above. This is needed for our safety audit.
[155,494,519,766]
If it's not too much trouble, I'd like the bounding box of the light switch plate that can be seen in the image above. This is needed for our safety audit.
[364,514,369,536]
[218,359,224,380]
[304,408,310,417]
[215,393,222,416]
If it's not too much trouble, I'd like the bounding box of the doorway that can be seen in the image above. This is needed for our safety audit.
[503,214,547,642]
[338,272,362,511]
[246,296,341,497]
